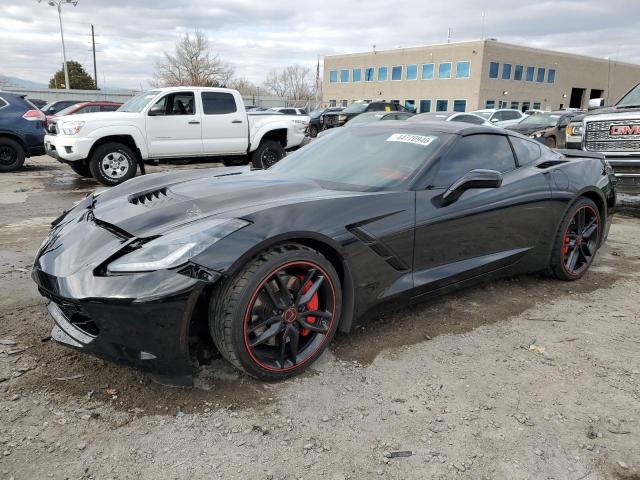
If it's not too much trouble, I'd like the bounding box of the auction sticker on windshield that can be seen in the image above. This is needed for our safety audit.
[386,133,436,146]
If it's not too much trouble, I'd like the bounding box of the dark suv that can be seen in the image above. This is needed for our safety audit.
[0,92,46,172]
[323,101,409,128]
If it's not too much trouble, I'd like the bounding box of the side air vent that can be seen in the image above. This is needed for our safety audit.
[129,187,168,206]
[348,225,409,271]
[536,160,568,169]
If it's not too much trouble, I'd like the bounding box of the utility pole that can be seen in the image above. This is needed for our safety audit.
[91,24,97,89]
[481,12,485,40]
[447,27,451,44]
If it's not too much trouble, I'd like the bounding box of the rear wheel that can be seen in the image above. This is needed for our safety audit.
[0,138,25,173]
[309,125,319,138]
[209,244,341,380]
[548,198,601,281]
[68,161,92,178]
[250,140,286,169]
[89,142,137,186]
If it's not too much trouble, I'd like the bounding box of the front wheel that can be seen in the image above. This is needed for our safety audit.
[545,137,557,149]
[0,138,25,173]
[89,142,137,186]
[309,125,319,138]
[548,198,601,281]
[209,244,342,380]
[250,140,286,169]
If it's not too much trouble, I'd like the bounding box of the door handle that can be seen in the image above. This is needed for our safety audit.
[188,120,200,124]
[232,120,243,124]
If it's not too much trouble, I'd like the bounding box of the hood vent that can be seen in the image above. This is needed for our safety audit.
[536,160,568,169]
[129,187,168,206]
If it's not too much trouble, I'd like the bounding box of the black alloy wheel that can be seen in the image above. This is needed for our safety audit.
[0,138,25,172]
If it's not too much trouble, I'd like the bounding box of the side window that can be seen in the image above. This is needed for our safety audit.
[79,105,101,114]
[492,111,506,121]
[503,111,521,120]
[201,92,236,115]
[152,92,196,115]
[368,103,385,112]
[433,135,516,187]
[454,114,484,125]
[0,97,8,109]
[510,137,541,166]
[101,105,119,112]
[280,108,296,115]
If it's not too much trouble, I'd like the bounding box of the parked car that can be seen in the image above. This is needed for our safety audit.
[407,112,493,126]
[316,111,414,138]
[32,121,616,384]
[523,109,544,116]
[46,101,123,131]
[323,101,409,128]
[43,87,309,185]
[506,111,578,148]
[269,107,308,116]
[472,108,525,127]
[0,92,46,172]
[28,98,47,109]
[307,107,343,137]
[566,82,640,184]
[41,100,87,116]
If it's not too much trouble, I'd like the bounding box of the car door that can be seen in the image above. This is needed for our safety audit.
[145,90,202,157]
[201,91,248,155]
[412,133,552,295]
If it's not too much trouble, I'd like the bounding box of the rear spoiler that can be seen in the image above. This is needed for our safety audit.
[556,149,605,160]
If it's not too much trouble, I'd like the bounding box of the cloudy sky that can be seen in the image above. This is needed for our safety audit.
[2,0,640,90]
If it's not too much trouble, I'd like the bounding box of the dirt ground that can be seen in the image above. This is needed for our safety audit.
[1,156,639,480]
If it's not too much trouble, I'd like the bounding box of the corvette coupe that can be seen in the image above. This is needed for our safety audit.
[32,122,616,385]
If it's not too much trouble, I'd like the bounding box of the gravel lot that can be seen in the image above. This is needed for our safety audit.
[1,156,639,480]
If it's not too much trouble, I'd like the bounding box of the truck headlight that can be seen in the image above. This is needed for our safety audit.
[60,121,85,135]
[107,218,248,273]
[566,124,583,136]
[338,115,347,122]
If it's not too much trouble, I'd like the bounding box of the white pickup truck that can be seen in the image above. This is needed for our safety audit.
[44,87,309,186]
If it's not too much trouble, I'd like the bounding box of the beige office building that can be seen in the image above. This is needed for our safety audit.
[322,40,640,113]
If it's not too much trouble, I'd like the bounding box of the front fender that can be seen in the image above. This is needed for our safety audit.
[249,120,294,152]
[87,124,148,158]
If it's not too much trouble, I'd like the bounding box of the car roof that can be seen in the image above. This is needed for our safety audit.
[348,119,504,136]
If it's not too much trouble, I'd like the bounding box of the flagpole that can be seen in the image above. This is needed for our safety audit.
[316,55,320,109]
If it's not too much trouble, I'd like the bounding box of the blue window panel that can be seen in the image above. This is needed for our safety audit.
[514,65,523,81]
[526,66,535,81]
[510,101,519,110]
[536,67,545,83]
[391,65,403,80]
[352,68,361,82]
[406,64,418,80]
[340,69,349,82]
[329,70,338,83]
[485,100,496,109]
[489,62,499,79]
[422,63,434,80]
[453,100,466,112]
[419,99,431,112]
[365,67,375,81]
[456,61,470,78]
[438,63,452,79]
[547,69,556,83]
[436,99,448,111]
[405,100,416,111]
[533,102,541,109]
[377,66,388,81]
[502,63,511,80]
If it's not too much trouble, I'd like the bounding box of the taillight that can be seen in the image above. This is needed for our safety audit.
[23,109,45,121]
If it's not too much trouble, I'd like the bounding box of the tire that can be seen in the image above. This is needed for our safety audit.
[250,140,286,169]
[89,142,137,186]
[222,156,247,167]
[309,125,319,138]
[548,197,601,281]
[209,243,342,381]
[545,137,557,148]
[0,138,26,173]
[68,161,93,178]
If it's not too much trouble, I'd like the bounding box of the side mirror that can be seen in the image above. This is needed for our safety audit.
[148,105,165,116]
[490,117,499,123]
[441,169,503,204]
[588,98,605,110]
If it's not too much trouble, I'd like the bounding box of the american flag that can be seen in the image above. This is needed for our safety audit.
[316,55,320,90]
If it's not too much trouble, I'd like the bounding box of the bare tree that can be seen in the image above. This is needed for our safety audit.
[227,77,258,95]
[151,31,234,87]
[263,64,314,101]
[263,69,288,98]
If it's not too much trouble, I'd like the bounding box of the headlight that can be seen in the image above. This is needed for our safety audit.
[338,115,347,122]
[60,121,85,135]
[533,132,544,138]
[566,124,583,136]
[107,218,248,273]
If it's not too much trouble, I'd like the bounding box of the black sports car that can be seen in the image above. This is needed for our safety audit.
[32,122,616,385]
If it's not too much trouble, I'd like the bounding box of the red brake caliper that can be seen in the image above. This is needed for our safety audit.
[297,275,319,336]
[562,235,570,255]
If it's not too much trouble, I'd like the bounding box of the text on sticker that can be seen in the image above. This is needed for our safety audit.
[387,133,436,146]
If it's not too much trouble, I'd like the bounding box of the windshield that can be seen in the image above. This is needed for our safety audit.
[520,113,561,127]
[270,127,446,190]
[346,113,385,125]
[309,109,324,118]
[474,111,492,120]
[117,91,160,113]
[54,103,82,117]
[617,83,640,108]
[342,102,369,114]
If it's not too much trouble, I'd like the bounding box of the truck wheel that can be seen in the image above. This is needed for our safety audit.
[309,125,319,138]
[89,142,137,186]
[251,140,286,169]
[545,137,557,148]
[68,161,93,178]
[222,157,247,167]
[0,138,25,173]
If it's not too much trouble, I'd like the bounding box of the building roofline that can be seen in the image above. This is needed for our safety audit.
[324,40,485,59]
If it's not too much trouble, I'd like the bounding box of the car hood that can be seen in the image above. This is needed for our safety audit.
[506,123,549,135]
[55,111,138,123]
[571,106,640,122]
[92,167,361,237]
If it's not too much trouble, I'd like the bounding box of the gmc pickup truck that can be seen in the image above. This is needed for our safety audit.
[44,87,309,186]
[566,82,640,185]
